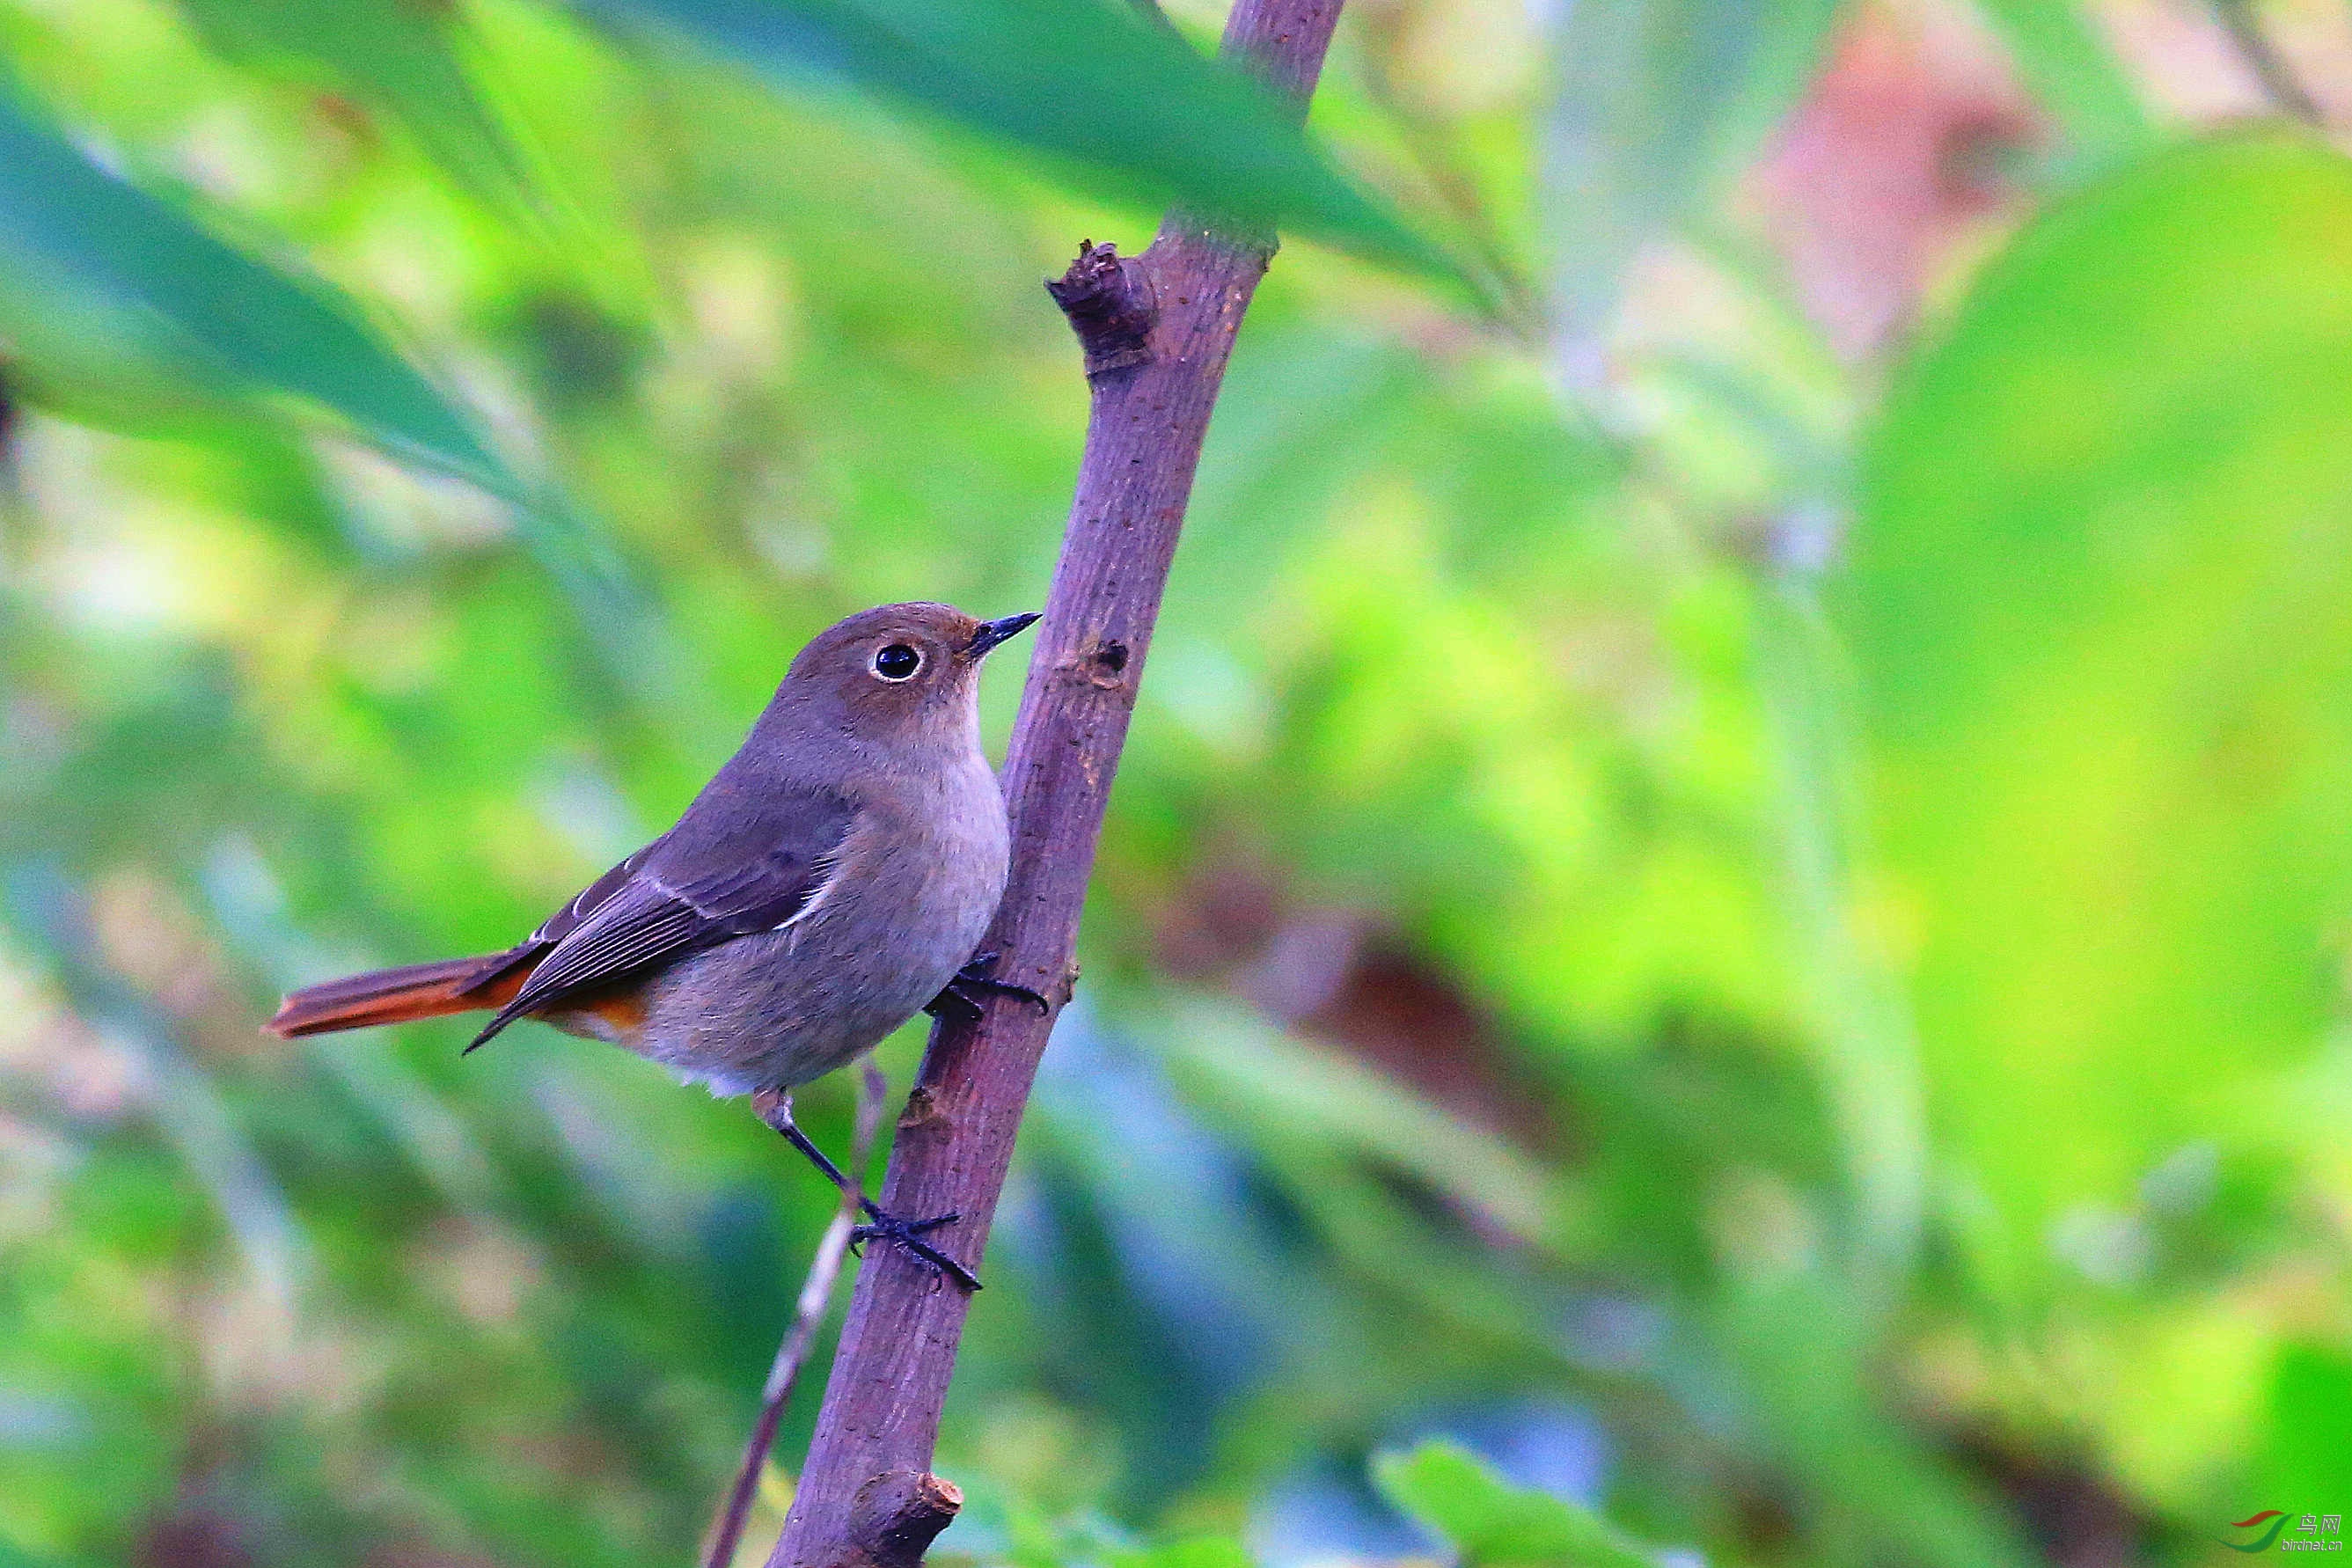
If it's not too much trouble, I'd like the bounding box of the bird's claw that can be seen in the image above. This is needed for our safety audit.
[921,986,982,1025]
[922,950,1051,1022]
[850,1204,979,1291]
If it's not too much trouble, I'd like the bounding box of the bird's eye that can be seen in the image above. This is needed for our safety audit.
[873,643,922,681]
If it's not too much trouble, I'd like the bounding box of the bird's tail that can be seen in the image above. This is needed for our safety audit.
[265,950,532,1038]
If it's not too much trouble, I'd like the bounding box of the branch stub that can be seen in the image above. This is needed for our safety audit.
[1045,240,1154,377]
[838,1470,963,1568]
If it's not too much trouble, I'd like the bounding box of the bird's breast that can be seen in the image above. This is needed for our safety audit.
[627,750,1010,1095]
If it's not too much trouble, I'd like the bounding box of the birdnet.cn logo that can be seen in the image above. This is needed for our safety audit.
[2223,1513,2345,1553]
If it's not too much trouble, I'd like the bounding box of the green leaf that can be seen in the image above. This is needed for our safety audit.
[1843,133,2352,1286]
[2260,1344,2352,1506]
[1544,0,1849,348]
[1972,0,2152,171]
[569,0,1456,280]
[1155,999,1556,1245]
[0,84,509,492]
[174,0,529,209]
[1373,1441,1652,1568]
[0,86,679,701]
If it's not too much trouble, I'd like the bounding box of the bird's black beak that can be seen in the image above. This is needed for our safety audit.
[964,612,1041,661]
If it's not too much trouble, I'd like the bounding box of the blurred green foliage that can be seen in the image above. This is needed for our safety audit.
[0,0,2348,1565]
[1374,1442,1657,1568]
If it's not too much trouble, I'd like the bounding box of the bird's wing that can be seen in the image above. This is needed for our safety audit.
[528,838,665,949]
[466,782,859,1051]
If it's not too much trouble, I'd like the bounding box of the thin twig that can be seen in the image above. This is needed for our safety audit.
[703,1058,890,1568]
[2208,0,2326,126]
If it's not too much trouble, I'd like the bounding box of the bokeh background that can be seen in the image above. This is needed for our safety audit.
[4,0,2351,1564]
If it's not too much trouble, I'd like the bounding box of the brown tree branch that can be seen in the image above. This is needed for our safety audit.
[706,1059,890,1568]
[765,4,1348,1564]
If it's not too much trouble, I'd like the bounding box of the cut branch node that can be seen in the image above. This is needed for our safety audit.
[841,1471,963,1568]
[1047,240,1155,377]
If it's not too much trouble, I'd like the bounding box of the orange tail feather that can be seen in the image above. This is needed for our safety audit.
[266,950,533,1038]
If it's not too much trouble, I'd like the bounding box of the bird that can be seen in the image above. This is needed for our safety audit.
[264,602,1044,1287]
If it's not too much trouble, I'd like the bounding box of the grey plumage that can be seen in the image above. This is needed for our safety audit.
[628,740,1010,1096]
[268,602,1037,1104]
[526,601,1025,1095]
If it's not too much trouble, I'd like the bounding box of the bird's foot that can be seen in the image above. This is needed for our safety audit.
[851,1202,980,1291]
[922,950,1051,1024]
[750,1088,978,1287]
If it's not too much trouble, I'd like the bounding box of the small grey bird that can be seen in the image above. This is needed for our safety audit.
[265,603,1043,1286]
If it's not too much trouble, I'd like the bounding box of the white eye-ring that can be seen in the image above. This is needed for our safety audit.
[873,643,922,681]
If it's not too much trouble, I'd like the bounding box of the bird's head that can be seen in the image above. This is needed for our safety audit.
[777,601,1039,750]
